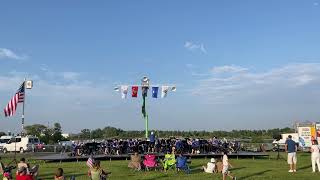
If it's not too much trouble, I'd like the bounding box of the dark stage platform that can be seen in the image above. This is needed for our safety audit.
[34,151,269,162]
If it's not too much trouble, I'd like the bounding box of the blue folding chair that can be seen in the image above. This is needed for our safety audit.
[176,155,190,174]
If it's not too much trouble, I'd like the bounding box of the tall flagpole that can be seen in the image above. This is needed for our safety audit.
[22,78,26,136]
[115,76,175,139]
[142,93,149,139]
[141,76,150,139]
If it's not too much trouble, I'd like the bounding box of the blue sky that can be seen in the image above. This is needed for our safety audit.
[1,0,320,133]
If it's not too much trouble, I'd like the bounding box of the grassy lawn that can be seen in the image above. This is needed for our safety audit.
[0,152,319,180]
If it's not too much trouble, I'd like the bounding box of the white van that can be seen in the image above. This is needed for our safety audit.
[2,136,40,153]
[0,136,13,151]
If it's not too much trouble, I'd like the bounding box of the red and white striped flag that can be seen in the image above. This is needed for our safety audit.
[86,156,94,168]
[4,82,25,117]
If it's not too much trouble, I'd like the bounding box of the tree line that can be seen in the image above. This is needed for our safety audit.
[0,124,294,144]
[71,126,294,142]
[24,123,66,144]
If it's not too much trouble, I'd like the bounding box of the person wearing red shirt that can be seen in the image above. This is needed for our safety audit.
[16,167,34,180]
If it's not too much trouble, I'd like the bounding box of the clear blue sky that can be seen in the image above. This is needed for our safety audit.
[1,0,320,133]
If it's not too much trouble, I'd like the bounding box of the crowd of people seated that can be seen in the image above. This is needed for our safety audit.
[125,148,236,179]
[0,157,39,180]
[127,148,190,174]
[0,152,237,180]
[0,135,239,180]
[70,137,241,156]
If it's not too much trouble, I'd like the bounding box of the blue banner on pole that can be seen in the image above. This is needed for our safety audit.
[152,87,159,98]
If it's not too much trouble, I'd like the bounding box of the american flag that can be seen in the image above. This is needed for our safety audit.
[86,156,94,168]
[4,82,25,117]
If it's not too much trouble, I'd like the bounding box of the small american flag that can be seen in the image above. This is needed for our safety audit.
[86,156,94,168]
[4,82,25,117]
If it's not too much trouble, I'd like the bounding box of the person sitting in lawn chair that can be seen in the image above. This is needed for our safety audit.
[163,150,176,172]
[128,152,142,171]
[16,158,39,179]
[1,160,15,180]
[0,157,4,176]
[176,153,190,174]
[54,168,66,180]
[202,158,216,173]
[143,154,158,171]
[16,167,35,180]
[17,158,29,173]
[88,160,111,180]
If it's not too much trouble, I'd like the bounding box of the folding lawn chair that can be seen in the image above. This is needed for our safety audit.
[176,155,190,174]
[143,154,158,171]
[163,153,176,171]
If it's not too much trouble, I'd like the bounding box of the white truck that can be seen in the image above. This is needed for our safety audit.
[272,133,299,145]
[272,133,300,151]
[2,136,40,153]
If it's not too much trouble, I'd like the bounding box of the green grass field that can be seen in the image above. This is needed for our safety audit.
[1,152,319,180]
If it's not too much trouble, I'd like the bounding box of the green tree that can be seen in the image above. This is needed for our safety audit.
[80,129,91,139]
[52,123,63,143]
[103,126,123,138]
[91,128,103,139]
[25,124,47,137]
[0,132,6,136]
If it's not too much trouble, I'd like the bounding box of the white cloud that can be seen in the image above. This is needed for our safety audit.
[0,71,117,133]
[40,64,49,72]
[0,76,23,91]
[0,71,111,106]
[186,63,211,77]
[61,72,80,81]
[211,65,248,74]
[43,69,81,81]
[192,63,320,103]
[184,41,207,53]
[0,48,27,60]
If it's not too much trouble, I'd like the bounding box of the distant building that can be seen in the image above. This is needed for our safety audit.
[62,133,70,139]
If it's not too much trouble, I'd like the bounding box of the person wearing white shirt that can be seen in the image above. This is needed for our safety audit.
[310,140,320,173]
[202,158,216,173]
[222,151,236,180]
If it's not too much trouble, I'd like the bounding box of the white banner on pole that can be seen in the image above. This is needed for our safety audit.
[121,85,128,99]
[161,86,169,98]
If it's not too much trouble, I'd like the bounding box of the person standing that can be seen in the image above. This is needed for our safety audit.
[310,140,320,172]
[222,151,236,180]
[149,132,156,152]
[285,135,298,172]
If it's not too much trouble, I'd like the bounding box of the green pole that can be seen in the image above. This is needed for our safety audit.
[145,114,149,139]
[145,95,148,139]
[142,92,149,139]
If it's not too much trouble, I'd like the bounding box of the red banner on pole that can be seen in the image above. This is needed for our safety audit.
[132,86,138,97]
